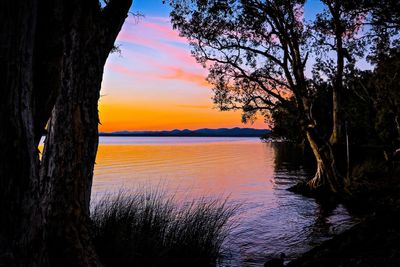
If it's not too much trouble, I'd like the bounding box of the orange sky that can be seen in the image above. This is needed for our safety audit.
[98,96,266,132]
[98,13,267,132]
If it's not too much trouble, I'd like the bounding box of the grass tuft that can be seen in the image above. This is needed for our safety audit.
[91,189,237,267]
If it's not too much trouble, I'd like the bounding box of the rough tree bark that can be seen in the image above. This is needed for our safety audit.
[1,0,132,266]
[288,37,344,194]
[289,105,343,194]
[304,127,342,193]
[33,0,65,146]
[39,1,132,266]
[0,1,45,265]
[288,99,344,194]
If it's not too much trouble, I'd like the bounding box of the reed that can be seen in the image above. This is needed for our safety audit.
[91,189,237,267]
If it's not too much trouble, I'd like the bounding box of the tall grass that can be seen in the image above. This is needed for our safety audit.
[91,190,237,267]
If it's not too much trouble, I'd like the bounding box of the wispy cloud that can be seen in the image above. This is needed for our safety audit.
[160,66,210,87]
[117,27,197,65]
[110,16,209,88]
[107,62,153,80]
[99,13,267,131]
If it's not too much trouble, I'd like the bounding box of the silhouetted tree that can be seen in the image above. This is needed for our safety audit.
[312,0,366,145]
[0,1,132,266]
[169,0,369,193]
[268,0,400,159]
[0,1,43,264]
[40,2,133,265]
[348,50,400,154]
[266,83,332,144]
[265,98,303,143]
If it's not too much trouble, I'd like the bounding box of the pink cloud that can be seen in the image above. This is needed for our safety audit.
[117,32,198,66]
[116,17,198,66]
[107,51,210,88]
[107,16,210,88]
[141,21,187,44]
[107,63,154,80]
[108,59,210,88]
[160,66,210,87]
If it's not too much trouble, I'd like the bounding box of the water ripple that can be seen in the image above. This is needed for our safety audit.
[92,137,359,266]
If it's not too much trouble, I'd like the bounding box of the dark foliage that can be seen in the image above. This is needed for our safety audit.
[271,49,400,155]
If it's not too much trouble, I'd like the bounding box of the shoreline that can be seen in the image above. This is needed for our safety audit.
[287,210,400,267]
[286,173,400,267]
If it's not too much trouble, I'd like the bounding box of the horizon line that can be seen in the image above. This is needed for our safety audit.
[100,127,268,133]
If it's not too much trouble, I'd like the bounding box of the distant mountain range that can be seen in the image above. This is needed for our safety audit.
[100,127,269,137]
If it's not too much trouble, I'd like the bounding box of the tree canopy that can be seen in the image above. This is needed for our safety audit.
[170,0,400,193]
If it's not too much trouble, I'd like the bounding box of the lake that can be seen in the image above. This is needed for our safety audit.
[92,136,359,266]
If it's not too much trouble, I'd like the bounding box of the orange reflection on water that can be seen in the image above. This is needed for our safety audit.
[93,138,275,201]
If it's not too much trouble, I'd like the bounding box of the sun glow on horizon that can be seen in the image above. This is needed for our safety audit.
[98,99,266,132]
[99,5,267,132]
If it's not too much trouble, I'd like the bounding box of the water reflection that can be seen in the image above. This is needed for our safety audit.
[91,137,359,266]
[263,143,360,265]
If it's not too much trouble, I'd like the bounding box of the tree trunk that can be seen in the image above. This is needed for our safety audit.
[291,94,345,195]
[289,113,344,195]
[0,1,132,265]
[305,128,342,193]
[329,0,344,146]
[0,1,46,265]
[330,80,342,145]
[33,0,65,146]
[39,8,103,267]
[288,23,345,194]
[39,1,132,266]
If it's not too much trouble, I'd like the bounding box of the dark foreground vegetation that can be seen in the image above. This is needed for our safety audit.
[287,211,400,267]
[269,39,400,266]
[91,191,237,267]
[272,142,400,266]
[1,0,399,266]
[287,165,400,267]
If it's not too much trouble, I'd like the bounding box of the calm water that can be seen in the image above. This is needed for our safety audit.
[92,136,359,266]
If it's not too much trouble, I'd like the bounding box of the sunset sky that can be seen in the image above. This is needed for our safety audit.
[100,1,256,132]
[99,1,324,132]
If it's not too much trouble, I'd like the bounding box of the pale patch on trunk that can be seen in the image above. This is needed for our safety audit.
[306,130,341,193]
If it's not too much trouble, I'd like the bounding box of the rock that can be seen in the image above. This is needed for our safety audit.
[264,253,285,267]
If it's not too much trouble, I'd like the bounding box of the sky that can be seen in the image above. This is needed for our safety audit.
[99,0,326,132]
[99,1,270,132]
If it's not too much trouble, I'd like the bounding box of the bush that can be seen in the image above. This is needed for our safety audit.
[91,190,237,267]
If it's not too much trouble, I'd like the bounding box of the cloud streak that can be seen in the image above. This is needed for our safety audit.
[108,16,210,87]
[160,66,210,87]
[117,29,198,66]
[99,12,266,131]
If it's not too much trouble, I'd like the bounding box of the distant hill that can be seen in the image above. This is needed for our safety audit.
[100,127,269,137]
